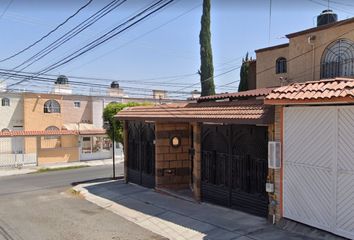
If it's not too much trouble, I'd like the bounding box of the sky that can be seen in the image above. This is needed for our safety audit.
[0,0,353,99]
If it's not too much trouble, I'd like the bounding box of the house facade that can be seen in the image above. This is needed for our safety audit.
[116,10,354,239]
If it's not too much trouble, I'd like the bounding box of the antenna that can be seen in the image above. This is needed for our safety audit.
[328,0,330,9]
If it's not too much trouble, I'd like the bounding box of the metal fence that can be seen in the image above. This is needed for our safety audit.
[0,137,37,168]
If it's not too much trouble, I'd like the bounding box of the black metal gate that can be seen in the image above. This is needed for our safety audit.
[127,121,155,188]
[201,124,268,217]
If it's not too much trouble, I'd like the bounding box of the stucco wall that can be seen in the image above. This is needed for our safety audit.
[288,22,354,83]
[256,21,354,88]
[62,95,92,124]
[256,46,289,88]
[0,93,23,130]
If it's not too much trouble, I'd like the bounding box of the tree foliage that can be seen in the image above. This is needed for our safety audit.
[103,102,150,144]
[238,53,252,92]
[199,0,215,96]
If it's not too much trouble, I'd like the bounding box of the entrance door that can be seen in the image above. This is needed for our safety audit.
[127,121,155,188]
[201,124,268,217]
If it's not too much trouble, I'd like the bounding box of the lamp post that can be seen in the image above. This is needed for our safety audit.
[104,120,116,179]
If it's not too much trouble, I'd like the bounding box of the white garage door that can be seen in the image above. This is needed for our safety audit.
[284,106,354,239]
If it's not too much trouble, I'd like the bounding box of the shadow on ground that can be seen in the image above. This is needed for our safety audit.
[83,180,345,240]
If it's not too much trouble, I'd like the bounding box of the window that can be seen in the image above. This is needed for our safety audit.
[44,126,60,140]
[276,57,287,74]
[1,98,10,106]
[74,101,81,108]
[44,100,60,113]
[321,39,354,79]
[1,128,10,133]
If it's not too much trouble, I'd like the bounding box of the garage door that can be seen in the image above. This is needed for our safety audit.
[284,106,354,239]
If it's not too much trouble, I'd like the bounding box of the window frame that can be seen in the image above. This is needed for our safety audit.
[44,100,61,113]
[1,98,10,107]
[275,57,287,74]
[74,101,81,108]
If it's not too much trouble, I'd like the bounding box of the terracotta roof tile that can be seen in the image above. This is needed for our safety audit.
[116,100,274,124]
[266,77,354,103]
[194,88,275,102]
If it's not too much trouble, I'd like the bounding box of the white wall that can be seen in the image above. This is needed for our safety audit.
[0,93,23,130]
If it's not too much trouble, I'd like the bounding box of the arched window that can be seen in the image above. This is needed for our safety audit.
[276,57,287,74]
[321,39,354,79]
[1,98,10,106]
[45,126,59,131]
[1,128,10,133]
[44,126,60,140]
[44,100,60,113]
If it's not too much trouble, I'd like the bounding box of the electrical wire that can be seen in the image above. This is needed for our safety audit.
[0,0,93,63]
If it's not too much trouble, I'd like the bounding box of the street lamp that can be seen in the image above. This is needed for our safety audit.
[103,120,116,179]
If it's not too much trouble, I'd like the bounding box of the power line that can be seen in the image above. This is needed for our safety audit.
[0,0,14,20]
[0,0,93,63]
[64,2,202,73]
[7,0,174,88]
[7,0,126,74]
[36,0,174,75]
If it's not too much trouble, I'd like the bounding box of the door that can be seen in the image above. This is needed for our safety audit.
[201,124,268,217]
[283,106,354,239]
[127,121,155,188]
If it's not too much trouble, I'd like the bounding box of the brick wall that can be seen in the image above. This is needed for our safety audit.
[191,122,201,201]
[155,122,190,189]
[269,106,283,222]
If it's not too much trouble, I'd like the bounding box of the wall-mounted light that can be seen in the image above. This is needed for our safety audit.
[170,136,181,148]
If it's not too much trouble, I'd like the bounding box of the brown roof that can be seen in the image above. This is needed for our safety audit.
[0,130,77,138]
[194,88,275,102]
[0,129,107,138]
[116,100,274,124]
[265,78,354,104]
[286,17,354,38]
[255,43,289,53]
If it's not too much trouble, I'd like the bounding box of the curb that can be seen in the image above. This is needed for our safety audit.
[73,182,206,240]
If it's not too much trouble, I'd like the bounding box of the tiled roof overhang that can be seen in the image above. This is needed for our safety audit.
[116,100,274,125]
[0,129,107,138]
[265,78,354,105]
[193,88,275,102]
[0,130,77,138]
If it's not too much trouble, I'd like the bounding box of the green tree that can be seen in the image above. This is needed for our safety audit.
[199,0,215,96]
[238,53,251,92]
[103,102,150,144]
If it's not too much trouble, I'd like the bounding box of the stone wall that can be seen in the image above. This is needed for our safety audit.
[155,122,190,189]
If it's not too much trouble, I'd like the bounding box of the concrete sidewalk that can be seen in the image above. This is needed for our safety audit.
[73,180,336,240]
[0,158,123,177]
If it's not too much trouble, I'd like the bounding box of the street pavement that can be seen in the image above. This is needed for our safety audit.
[0,164,166,240]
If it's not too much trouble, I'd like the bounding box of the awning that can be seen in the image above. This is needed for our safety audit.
[265,78,354,105]
[62,123,106,136]
[116,99,274,125]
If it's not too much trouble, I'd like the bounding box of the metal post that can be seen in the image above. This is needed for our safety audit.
[112,122,116,179]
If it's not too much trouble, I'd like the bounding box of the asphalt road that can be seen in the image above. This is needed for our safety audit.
[0,164,166,240]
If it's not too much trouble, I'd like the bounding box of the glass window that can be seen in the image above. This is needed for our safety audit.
[276,57,287,74]
[44,100,60,113]
[321,39,354,78]
[44,126,60,140]
[74,101,81,108]
[1,98,10,106]
[1,128,10,132]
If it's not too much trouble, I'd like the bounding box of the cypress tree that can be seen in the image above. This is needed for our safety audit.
[199,0,215,96]
[238,53,250,92]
